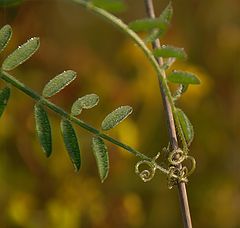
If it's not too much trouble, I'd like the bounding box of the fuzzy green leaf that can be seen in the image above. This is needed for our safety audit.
[42,70,77,98]
[101,105,133,131]
[92,137,109,183]
[153,45,187,60]
[0,25,12,53]
[34,103,52,157]
[0,87,10,118]
[176,108,194,146]
[129,18,167,32]
[167,70,200,85]
[92,0,126,13]
[145,2,173,42]
[60,119,81,171]
[71,94,99,116]
[2,37,40,71]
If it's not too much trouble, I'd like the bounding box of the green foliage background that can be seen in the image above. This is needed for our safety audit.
[0,0,239,227]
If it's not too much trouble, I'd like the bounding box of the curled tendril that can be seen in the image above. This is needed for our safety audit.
[167,166,188,189]
[167,155,196,189]
[135,152,161,182]
[135,148,196,187]
[135,160,157,182]
[168,148,186,165]
[182,155,196,177]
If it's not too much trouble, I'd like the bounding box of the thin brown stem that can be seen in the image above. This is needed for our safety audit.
[144,0,192,227]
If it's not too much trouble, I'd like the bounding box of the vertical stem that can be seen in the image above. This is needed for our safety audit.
[144,0,192,227]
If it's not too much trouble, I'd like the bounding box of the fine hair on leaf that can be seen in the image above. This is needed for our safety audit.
[2,37,40,71]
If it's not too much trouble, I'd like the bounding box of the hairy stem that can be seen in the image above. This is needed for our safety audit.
[144,0,192,227]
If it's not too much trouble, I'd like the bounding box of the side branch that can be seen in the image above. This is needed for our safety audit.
[0,71,148,160]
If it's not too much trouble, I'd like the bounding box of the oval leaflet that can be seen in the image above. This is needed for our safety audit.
[175,108,194,146]
[92,137,109,183]
[167,70,200,85]
[2,37,40,71]
[42,70,77,98]
[71,94,99,116]
[60,119,81,171]
[129,18,167,32]
[153,45,187,60]
[34,103,52,157]
[101,105,133,131]
[0,25,12,53]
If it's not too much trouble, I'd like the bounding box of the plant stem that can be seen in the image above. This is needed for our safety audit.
[144,0,192,227]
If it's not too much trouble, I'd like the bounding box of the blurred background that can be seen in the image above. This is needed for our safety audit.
[0,0,239,227]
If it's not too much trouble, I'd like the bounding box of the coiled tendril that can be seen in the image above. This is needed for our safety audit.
[135,152,161,182]
[167,148,196,188]
[135,148,196,188]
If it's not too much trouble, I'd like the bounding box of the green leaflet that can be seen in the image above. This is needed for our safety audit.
[175,108,194,146]
[153,45,187,60]
[60,119,81,171]
[0,25,12,53]
[2,37,40,71]
[34,103,52,157]
[92,136,109,183]
[92,0,126,13]
[42,70,77,98]
[0,87,10,118]
[145,2,173,42]
[167,70,200,85]
[101,105,133,131]
[71,94,99,116]
[129,18,167,32]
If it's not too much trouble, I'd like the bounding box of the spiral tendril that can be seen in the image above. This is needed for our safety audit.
[168,148,186,165]
[135,160,156,182]
[135,148,196,188]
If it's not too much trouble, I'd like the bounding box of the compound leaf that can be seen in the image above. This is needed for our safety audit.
[168,70,200,85]
[175,108,194,146]
[0,24,12,53]
[60,119,81,171]
[71,94,99,116]
[0,87,10,118]
[153,45,187,60]
[34,103,52,157]
[92,136,109,183]
[101,105,133,131]
[42,70,77,98]
[2,37,40,71]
